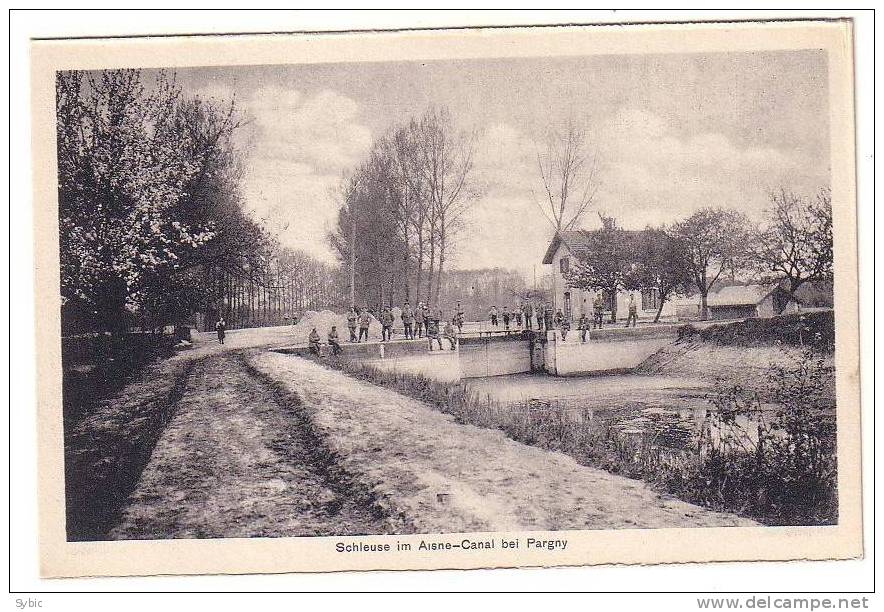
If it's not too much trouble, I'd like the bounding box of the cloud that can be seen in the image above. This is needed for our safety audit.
[237,87,374,261]
[593,107,815,226]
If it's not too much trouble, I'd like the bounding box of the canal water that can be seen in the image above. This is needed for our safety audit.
[360,352,771,450]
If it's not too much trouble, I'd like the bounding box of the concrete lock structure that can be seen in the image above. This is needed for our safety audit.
[274,324,679,378]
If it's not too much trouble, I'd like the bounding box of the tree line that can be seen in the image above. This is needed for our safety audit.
[56,69,343,335]
[328,106,480,312]
[564,188,834,321]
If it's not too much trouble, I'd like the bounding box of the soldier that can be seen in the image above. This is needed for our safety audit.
[523,301,533,330]
[490,305,499,328]
[215,317,226,345]
[358,307,371,342]
[401,301,415,339]
[443,318,458,350]
[514,305,522,329]
[559,310,571,341]
[535,302,544,330]
[308,327,321,356]
[426,315,443,351]
[380,307,394,342]
[544,303,554,332]
[625,294,638,328]
[502,308,510,331]
[454,302,465,333]
[415,302,426,338]
[593,294,605,329]
[578,313,589,343]
[327,325,342,356]
[346,307,358,342]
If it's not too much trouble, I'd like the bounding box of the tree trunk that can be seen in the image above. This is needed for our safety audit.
[700,290,709,321]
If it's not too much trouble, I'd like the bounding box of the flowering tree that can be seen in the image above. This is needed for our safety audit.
[56,70,215,332]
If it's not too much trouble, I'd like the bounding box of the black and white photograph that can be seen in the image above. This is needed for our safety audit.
[25,15,863,579]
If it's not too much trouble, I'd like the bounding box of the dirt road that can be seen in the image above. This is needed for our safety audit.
[110,352,407,539]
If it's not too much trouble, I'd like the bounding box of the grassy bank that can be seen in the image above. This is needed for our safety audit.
[322,347,836,526]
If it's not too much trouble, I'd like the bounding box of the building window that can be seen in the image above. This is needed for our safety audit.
[641,287,660,311]
[559,256,570,274]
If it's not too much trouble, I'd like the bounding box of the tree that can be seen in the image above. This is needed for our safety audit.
[564,215,638,322]
[416,106,478,306]
[535,116,600,232]
[56,69,213,332]
[631,228,694,322]
[754,187,833,303]
[671,208,754,320]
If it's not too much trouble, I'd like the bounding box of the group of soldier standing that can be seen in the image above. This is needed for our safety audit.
[306,292,641,355]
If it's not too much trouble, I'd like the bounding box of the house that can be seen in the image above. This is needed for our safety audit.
[541,230,675,321]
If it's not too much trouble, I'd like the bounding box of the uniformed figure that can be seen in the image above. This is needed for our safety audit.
[401,302,415,339]
[426,316,443,351]
[490,305,499,328]
[559,310,571,341]
[415,302,426,338]
[544,304,554,332]
[502,308,510,331]
[514,306,522,328]
[579,314,589,343]
[523,301,533,330]
[215,318,226,345]
[443,318,457,350]
[346,307,358,342]
[454,302,465,333]
[593,294,605,329]
[308,327,321,356]
[327,326,342,356]
[380,307,394,342]
[358,307,371,342]
[625,294,638,328]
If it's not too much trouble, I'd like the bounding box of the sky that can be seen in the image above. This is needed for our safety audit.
[162,50,830,276]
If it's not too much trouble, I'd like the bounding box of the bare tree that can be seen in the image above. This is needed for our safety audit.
[416,106,477,307]
[535,116,600,232]
[754,187,833,304]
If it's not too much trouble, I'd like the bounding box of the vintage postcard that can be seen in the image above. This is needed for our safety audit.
[31,18,861,577]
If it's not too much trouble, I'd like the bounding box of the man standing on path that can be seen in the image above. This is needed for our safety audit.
[502,308,510,331]
[401,302,415,339]
[454,301,465,333]
[523,301,533,330]
[579,313,589,343]
[593,294,605,329]
[327,326,342,356]
[346,307,358,342]
[415,302,426,338]
[358,307,371,342]
[215,318,226,345]
[380,307,394,342]
[625,294,638,328]
[490,305,499,328]
[535,302,544,331]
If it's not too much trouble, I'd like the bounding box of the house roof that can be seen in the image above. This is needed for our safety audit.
[542,228,648,264]
[541,230,594,264]
[708,284,784,307]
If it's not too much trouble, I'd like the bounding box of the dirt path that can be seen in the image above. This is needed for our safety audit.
[109,352,405,539]
[250,352,758,533]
